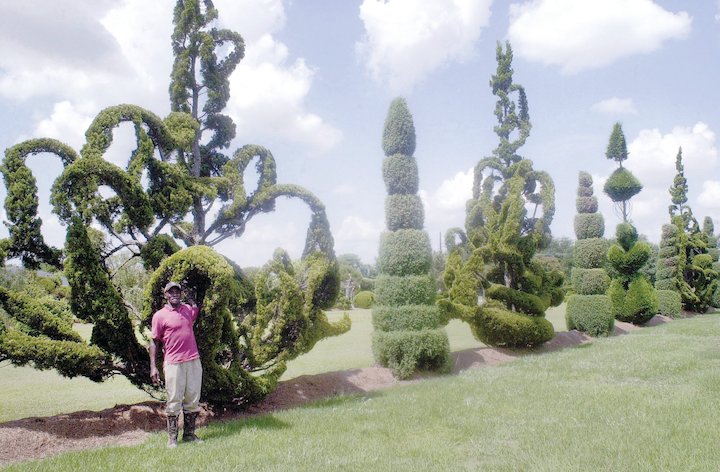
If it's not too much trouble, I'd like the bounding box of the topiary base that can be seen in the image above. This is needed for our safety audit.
[468,304,555,348]
[372,328,450,379]
[565,294,613,336]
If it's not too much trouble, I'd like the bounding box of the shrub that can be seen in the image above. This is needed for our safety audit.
[565,294,614,336]
[486,284,545,316]
[615,222,638,251]
[608,277,657,325]
[575,196,598,214]
[573,238,608,268]
[603,167,642,203]
[377,229,432,276]
[382,154,418,195]
[469,304,555,348]
[656,289,681,318]
[607,241,651,276]
[385,194,424,230]
[372,305,444,331]
[353,290,374,309]
[373,274,437,306]
[574,213,604,239]
[372,329,450,379]
[334,295,351,310]
[571,268,610,295]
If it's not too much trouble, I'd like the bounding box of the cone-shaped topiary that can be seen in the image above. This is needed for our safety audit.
[372,98,449,379]
[566,172,613,335]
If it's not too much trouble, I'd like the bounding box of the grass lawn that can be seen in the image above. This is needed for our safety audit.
[3,312,720,471]
[1,306,568,423]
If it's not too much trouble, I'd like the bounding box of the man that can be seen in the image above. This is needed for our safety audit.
[150,281,203,448]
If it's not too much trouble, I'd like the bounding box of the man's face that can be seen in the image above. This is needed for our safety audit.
[164,287,182,306]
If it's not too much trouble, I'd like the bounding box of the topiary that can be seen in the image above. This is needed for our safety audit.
[656,289,681,318]
[353,290,374,309]
[565,295,613,336]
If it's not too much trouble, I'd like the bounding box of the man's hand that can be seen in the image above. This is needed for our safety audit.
[150,366,161,385]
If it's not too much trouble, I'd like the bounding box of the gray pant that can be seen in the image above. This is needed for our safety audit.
[164,358,202,416]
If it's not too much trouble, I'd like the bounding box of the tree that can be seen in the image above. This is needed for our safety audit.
[0,0,348,408]
[566,172,613,336]
[439,42,562,348]
[603,123,641,222]
[371,97,450,379]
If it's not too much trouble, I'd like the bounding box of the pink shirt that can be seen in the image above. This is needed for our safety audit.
[151,303,200,365]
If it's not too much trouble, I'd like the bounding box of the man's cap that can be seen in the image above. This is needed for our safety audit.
[164,281,182,293]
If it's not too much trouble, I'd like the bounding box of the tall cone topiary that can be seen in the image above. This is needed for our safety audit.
[371,97,450,379]
[566,172,613,335]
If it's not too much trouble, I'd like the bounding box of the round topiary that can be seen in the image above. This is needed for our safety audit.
[382,154,419,195]
[571,268,610,295]
[574,213,604,240]
[372,328,450,379]
[385,194,424,230]
[574,238,609,269]
[353,290,374,309]
[575,196,598,214]
[603,167,643,203]
[377,229,432,276]
[615,223,638,251]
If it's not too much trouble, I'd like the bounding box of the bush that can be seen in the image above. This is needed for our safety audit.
[571,268,610,295]
[382,154,418,195]
[608,277,657,325]
[385,194,424,230]
[374,274,437,306]
[603,167,642,203]
[372,328,450,379]
[607,241,651,276]
[574,213,604,239]
[573,238,608,269]
[377,229,432,276]
[656,289,681,318]
[565,294,613,336]
[467,304,555,348]
[334,295,351,310]
[372,304,444,331]
[575,196,598,214]
[655,278,676,291]
[486,284,545,316]
[353,290,374,309]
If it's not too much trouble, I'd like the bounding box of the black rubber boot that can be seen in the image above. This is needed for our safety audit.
[166,415,179,448]
[182,411,203,443]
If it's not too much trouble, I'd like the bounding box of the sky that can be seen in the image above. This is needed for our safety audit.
[0,0,719,268]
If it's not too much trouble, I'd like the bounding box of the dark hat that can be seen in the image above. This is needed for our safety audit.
[164,281,182,293]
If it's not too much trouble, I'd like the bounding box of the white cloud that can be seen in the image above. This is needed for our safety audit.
[357,0,493,92]
[335,216,383,264]
[508,0,691,74]
[33,101,95,149]
[698,181,720,209]
[420,168,474,247]
[591,98,638,115]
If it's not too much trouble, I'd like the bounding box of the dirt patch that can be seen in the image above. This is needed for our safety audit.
[0,315,667,466]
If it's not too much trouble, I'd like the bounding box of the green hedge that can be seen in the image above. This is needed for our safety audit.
[353,290,374,309]
[608,277,657,325]
[385,194,424,230]
[656,289,681,318]
[374,274,437,306]
[574,238,608,269]
[467,304,555,348]
[377,229,432,276]
[565,294,613,336]
[571,268,610,295]
[574,213,604,240]
[382,154,418,195]
[372,328,450,379]
[372,304,444,332]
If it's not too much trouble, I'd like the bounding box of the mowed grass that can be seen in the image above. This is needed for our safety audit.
[0,306,567,423]
[4,313,720,471]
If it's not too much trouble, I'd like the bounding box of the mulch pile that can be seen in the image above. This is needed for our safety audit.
[0,316,673,466]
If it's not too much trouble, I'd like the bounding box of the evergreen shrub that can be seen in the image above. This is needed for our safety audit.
[570,268,610,295]
[373,274,436,306]
[565,294,613,336]
[575,196,598,214]
[377,229,432,276]
[372,305,443,331]
[607,241,651,275]
[573,238,608,268]
[353,290,374,309]
[574,213,604,239]
[372,329,450,379]
[470,305,555,347]
[382,154,418,195]
[655,278,676,291]
[603,167,643,202]
[385,195,424,230]
[656,289,681,318]
[608,277,657,324]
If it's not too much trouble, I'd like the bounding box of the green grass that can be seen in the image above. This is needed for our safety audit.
[0,306,568,423]
[4,313,720,471]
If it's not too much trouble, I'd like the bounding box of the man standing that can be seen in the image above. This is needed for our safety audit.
[150,281,203,448]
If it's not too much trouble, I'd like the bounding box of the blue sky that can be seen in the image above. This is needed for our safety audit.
[0,0,719,267]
